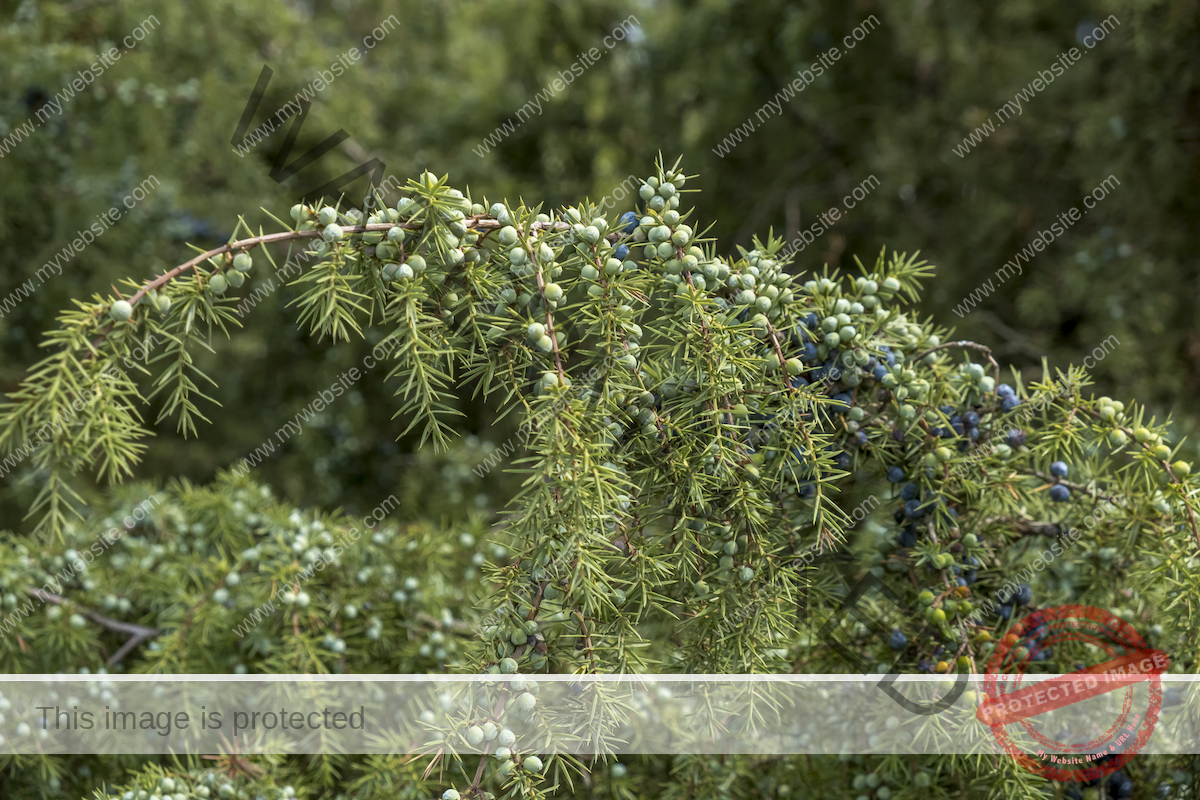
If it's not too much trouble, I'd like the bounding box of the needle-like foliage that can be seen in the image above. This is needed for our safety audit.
[0,160,1197,799]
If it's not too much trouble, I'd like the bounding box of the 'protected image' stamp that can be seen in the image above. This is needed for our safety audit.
[977,604,1168,782]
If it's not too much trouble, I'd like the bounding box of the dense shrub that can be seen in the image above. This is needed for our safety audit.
[0,163,1196,798]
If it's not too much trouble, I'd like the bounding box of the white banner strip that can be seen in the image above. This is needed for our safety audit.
[0,675,1193,756]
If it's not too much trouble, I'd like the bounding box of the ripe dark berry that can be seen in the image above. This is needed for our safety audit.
[614,244,629,260]
[1050,461,1069,478]
[899,483,918,500]
[889,629,907,649]
[1050,484,1070,502]
[886,466,905,483]
[1005,428,1026,448]
[997,383,1015,398]
[1015,585,1032,605]
[1001,395,1021,412]
[619,211,638,234]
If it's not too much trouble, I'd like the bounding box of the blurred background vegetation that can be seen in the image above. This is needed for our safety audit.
[2,0,1197,530]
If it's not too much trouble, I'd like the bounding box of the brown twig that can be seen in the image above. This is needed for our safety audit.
[91,215,611,346]
[912,340,1001,387]
[25,587,159,665]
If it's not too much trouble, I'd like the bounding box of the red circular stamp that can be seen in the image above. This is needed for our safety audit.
[975,604,1168,782]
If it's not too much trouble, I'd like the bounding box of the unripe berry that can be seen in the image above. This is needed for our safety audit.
[1172,460,1191,477]
[226,270,246,289]
[407,255,427,273]
[208,274,229,295]
[109,300,133,321]
[523,756,544,774]
[544,283,564,302]
[318,207,337,226]
[322,224,343,242]
[442,790,460,800]
[499,657,518,674]
[233,253,253,272]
